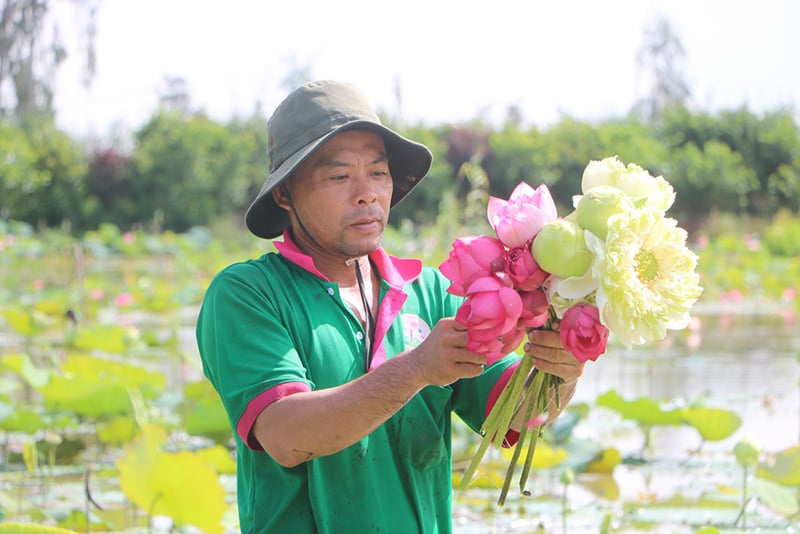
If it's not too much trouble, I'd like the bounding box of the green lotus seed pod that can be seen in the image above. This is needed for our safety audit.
[575,186,635,240]
[531,219,592,279]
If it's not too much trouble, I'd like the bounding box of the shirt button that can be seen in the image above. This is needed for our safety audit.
[356,332,364,341]
[327,288,335,296]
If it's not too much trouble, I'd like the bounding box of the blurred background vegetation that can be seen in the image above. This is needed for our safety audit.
[0,1,798,245]
[0,3,798,530]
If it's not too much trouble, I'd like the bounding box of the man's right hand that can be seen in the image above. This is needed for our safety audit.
[406,318,486,387]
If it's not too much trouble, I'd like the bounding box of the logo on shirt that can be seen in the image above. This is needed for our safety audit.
[401,314,431,349]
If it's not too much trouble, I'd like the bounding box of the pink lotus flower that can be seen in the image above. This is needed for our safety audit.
[456,275,522,333]
[488,182,558,248]
[115,292,134,307]
[720,288,743,303]
[466,325,526,365]
[456,274,525,362]
[439,236,506,297]
[89,288,105,301]
[559,304,608,363]
[505,246,549,291]
[517,289,550,329]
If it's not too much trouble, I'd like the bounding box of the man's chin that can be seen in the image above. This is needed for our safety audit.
[342,236,383,258]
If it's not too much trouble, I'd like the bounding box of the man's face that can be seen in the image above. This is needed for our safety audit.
[277,129,393,259]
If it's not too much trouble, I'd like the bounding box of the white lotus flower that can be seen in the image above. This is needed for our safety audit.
[586,207,703,347]
[577,156,675,213]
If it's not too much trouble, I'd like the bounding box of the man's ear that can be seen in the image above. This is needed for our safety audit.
[272,184,290,210]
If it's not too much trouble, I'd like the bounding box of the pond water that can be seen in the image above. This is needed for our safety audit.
[1,291,797,532]
[97,297,800,532]
[578,301,799,454]
[452,300,800,533]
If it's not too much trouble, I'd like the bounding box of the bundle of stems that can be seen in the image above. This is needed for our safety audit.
[459,353,561,506]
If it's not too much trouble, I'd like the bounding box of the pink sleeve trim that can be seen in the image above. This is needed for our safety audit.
[484,361,521,448]
[237,381,311,450]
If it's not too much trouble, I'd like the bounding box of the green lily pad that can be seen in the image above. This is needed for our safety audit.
[596,390,684,426]
[681,406,741,441]
[117,424,227,533]
[0,523,80,534]
[757,444,800,486]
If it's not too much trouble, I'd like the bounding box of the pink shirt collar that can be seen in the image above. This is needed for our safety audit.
[272,229,423,287]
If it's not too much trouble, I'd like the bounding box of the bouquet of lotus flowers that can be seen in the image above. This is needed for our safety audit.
[440,156,703,505]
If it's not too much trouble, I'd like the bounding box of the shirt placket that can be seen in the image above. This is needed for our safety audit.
[324,283,369,369]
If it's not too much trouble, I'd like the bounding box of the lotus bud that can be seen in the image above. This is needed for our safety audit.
[574,186,634,240]
[531,219,592,279]
[733,437,760,467]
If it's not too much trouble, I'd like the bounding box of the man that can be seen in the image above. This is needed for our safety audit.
[196,80,584,533]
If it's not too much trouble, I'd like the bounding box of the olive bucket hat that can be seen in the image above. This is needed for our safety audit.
[245,79,434,239]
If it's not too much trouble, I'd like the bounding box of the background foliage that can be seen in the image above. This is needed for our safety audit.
[1,104,798,235]
[1,3,798,530]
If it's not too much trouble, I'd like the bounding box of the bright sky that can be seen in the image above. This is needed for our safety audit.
[53,0,800,139]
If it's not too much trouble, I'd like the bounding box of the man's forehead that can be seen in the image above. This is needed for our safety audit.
[312,131,387,163]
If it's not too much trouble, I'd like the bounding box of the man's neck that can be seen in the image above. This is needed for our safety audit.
[286,229,378,286]
[327,255,373,287]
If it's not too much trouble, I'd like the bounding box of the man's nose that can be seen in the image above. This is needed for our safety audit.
[354,175,378,204]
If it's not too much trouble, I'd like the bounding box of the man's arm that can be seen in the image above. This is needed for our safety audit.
[253,318,484,467]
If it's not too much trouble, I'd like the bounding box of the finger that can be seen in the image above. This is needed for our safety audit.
[526,328,562,347]
[530,348,569,364]
[451,321,469,332]
[441,317,468,332]
[524,341,568,360]
[456,350,487,366]
[532,357,584,382]
[455,362,485,379]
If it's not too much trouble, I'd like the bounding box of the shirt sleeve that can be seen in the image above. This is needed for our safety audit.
[196,262,314,450]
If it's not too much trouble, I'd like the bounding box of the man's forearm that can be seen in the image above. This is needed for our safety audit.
[547,378,577,422]
[252,352,425,467]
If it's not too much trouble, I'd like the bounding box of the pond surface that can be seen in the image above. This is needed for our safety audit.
[578,301,799,453]
[1,289,797,532]
[453,300,800,533]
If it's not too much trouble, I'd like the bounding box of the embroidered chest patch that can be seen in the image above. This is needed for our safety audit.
[401,314,431,349]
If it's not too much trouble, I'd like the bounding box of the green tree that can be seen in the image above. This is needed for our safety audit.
[716,108,800,213]
[594,119,669,175]
[226,112,269,214]
[387,123,454,228]
[668,140,758,215]
[660,105,800,215]
[487,118,668,214]
[0,117,86,227]
[130,111,265,232]
[0,120,44,217]
[529,117,604,210]
[485,123,546,197]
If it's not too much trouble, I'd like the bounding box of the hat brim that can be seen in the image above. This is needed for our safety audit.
[245,120,432,239]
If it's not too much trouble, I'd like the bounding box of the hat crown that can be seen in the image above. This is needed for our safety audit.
[268,80,381,173]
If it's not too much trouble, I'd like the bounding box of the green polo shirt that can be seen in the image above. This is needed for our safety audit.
[196,234,518,533]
